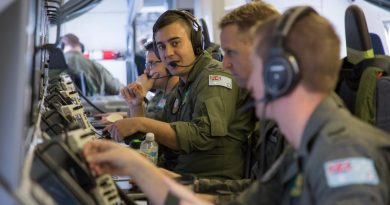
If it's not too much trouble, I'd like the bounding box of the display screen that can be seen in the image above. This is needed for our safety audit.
[31,141,95,204]
[31,157,85,205]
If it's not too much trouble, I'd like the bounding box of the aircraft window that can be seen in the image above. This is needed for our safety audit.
[134,9,165,54]
[383,20,390,53]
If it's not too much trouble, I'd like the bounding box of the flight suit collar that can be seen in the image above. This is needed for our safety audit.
[174,52,212,114]
[179,52,212,87]
[298,95,338,158]
[281,96,338,201]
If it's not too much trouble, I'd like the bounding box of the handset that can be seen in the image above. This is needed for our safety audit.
[101,130,145,146]
[123,132,145,145]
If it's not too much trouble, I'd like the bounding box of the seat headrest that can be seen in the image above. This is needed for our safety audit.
[345,5,374,64]
[370,33,385,55]
[42,44,69,70]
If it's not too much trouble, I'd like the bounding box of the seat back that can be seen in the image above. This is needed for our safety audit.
[336,5,390,133]
[370,33,385,55]
[44,44,89,95]
[199,18,223,61]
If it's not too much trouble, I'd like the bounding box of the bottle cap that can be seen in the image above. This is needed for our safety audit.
[145,132,155,141]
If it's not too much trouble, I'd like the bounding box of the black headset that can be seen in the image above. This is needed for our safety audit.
[152,10,204,59]
[263,6,317,101]
[60,40,85,53]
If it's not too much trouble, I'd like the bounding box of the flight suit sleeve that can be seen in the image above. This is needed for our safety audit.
[170,74,248,153]
[227,179,282,205]
[197,178,252,194]
[93,61,123,95]
[307,141,389,205]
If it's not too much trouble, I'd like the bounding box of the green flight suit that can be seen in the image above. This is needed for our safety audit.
[161,52,255,180]
[64,51,123,96]
[196,120,285,192]
[230,95,390,205]
[144,88,181,170]
[145,89,175,120]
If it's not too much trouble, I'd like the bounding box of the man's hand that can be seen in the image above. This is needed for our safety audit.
[121,72,159,107]
[104,118,144,142]
[120,82,144,107]
[83,140,141,176]
[137,73,157,93]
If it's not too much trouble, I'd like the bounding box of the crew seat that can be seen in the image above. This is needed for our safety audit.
[336,5,390,133]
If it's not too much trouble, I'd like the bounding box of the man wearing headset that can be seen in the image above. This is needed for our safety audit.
[193,1,285,201]
[121,40,180,169]
[84,6,390,205]
[121,41,179,120]
[105,10,255,180]
[231,6,390,205]
[61,33,123,96]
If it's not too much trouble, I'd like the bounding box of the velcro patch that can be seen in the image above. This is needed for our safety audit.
[157,98,166,108]
[324,157,379,188]
[209,75,232,89]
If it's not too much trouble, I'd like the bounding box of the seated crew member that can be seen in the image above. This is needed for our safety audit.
[121,41,179,119]
[192,1,284,201]
[61,33,123,96]
[104,10,255,180]
[121,40,180,169]
[83,6,390,205]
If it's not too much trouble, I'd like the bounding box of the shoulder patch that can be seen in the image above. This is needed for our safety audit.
[324,157,379,188]
[208,75,232,89]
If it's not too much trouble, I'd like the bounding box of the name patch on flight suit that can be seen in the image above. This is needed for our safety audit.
[324,157,379,188]
[157,98,166,108]
[208,75,232,89]
[172,98,180,114]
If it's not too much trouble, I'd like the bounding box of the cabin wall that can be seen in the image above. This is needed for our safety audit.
[266,0,389,56]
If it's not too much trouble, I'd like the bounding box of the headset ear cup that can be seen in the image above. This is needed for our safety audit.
[262,6,315,101]
[180,10,203,56]
[80,43,85,53]
[264,49,299,100]
[193,27,204,55]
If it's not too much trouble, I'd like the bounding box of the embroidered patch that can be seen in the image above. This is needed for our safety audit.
[172,98,180,114]
[324,157,379,188]
[289,173,303,197]
[157,98,166,108]
[209,75,232,89]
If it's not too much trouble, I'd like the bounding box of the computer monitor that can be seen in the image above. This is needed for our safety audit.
[31,141,96,205]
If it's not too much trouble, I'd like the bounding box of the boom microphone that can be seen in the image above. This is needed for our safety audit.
[148,74,172,79]
[168,61,195,68]
[168,53,203,68]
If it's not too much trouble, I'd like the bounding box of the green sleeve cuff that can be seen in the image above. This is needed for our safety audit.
[170,122,192,153]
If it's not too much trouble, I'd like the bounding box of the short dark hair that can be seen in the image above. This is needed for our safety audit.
[143,41,155,52]
[253,12,341,93]
[61,33,81,48]
[152,10,192,40]
[219,1,279,33]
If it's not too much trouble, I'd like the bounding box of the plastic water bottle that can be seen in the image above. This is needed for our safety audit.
[140,132,158,164]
